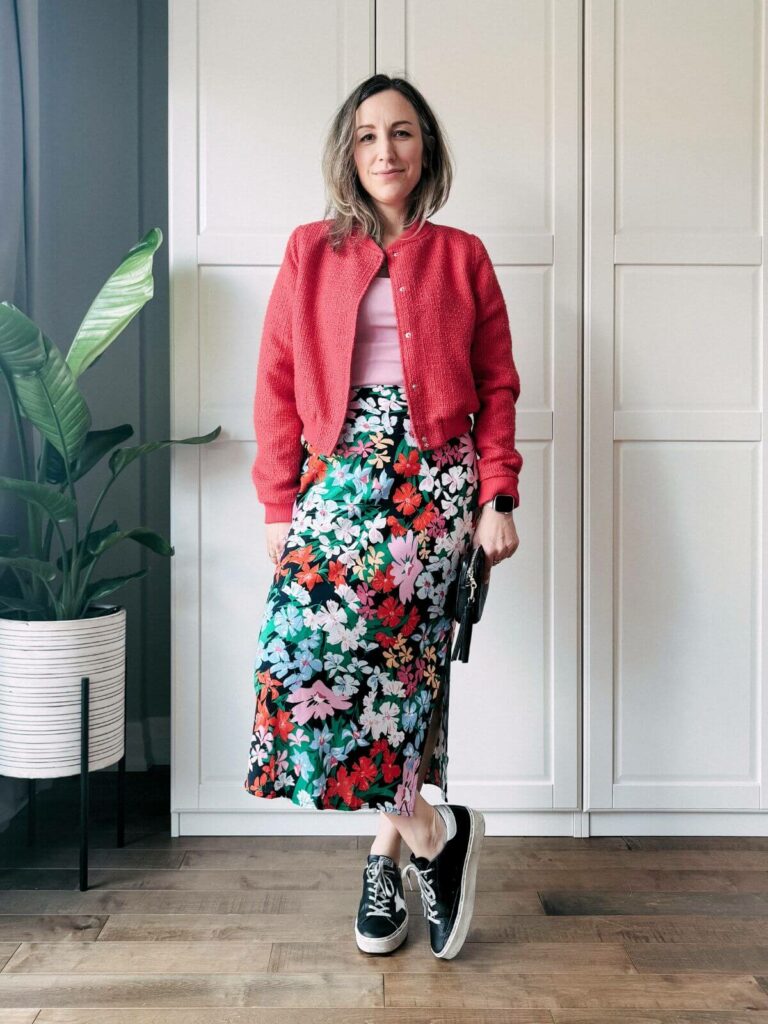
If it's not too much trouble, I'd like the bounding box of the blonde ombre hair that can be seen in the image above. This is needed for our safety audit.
[321,74,454,251]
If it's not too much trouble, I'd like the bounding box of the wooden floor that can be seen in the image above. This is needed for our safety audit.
[2,769,768,1021]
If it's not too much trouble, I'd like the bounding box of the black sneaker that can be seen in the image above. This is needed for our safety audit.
[402,803,485,959]
[354,853,409,954]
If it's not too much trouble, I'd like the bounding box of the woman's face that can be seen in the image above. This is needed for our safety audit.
[353,89,424,218]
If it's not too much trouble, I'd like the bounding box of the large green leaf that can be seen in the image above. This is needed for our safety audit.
[55,520,119,572]
[87,526,174,561]
[13,332,91,461]
[0,476,75,521]
[0,302,48,375]
[0,556,57,582]
[45,424,134,485]
[0,563,47,614]
[66,228,163,380]
[82,568,148,605]
[109,425,221,477]
[55,523,173,571]
[0,592,51,615]
[0,535,20,556]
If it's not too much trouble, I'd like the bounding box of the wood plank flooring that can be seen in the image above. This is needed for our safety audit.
[2,768,768,1021]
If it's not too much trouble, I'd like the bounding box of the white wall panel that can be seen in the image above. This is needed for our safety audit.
[171,0,579,832]
[615,0,759,239]
[170,0,375,828]
[173,0,768,836]
[199,265,273,439]
[616,268,759,414]
[197,0,373,263]
[198,439,278,799]
[377,0,582,813]
[585,0,768,816]
[614,441,759,808]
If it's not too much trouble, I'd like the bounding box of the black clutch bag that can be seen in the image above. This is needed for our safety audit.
[449,544,489,663]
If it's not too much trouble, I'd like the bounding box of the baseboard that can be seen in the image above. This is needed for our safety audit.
[169,808,768,838]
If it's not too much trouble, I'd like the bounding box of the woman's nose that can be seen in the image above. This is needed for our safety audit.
[377,140,398,160]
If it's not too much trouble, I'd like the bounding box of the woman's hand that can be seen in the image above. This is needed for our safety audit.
[266,522,291,565]
[472,504,519,584]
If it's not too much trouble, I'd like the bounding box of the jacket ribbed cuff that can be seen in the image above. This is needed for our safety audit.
[264,501,296,524]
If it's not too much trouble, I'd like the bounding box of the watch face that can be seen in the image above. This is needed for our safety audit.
[492,494,515,513]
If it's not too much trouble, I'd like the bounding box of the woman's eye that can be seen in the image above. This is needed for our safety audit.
[359,130,411,142]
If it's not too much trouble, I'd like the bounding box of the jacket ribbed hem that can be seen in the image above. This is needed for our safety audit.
[304,410,474,456]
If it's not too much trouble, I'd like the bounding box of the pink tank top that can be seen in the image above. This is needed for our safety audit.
[349,276,405,386]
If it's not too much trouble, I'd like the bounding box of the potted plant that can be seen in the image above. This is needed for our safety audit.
[0,227,219,780]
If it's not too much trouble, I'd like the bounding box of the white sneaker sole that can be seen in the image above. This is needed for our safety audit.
[354,912,409,954]
[433,806,485,959]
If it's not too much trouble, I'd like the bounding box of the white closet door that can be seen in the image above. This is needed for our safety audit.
[375,0,581,817]
[585,0,768,817]
[169,0,373,830]
[169,0,581,833]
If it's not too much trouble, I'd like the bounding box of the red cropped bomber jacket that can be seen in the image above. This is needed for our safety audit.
[251,217,523,523]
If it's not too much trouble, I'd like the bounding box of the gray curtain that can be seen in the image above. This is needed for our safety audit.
[0,0,170,833]
[0,0,36,536]
[0,0,40,827]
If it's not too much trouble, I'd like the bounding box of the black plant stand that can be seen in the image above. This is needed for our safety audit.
[26,651,128,892]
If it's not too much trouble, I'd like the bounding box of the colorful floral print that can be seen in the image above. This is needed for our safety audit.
[243,384,479,815]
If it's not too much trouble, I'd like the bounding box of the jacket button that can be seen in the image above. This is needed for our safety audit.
[411,382,418,389]
[404,331,412,339]
[399,285,406,292]
[421,435,428,444]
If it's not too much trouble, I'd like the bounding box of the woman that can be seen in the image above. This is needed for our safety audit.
[243,74,522,960]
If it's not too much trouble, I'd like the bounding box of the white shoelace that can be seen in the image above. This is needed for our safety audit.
[402,860,440,923]
[364,857,398,918]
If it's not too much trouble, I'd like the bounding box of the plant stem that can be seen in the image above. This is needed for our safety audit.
[38,387,78,616]
[70,468,121,614]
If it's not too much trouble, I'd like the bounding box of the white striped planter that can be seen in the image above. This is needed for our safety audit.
[0,605,126,779]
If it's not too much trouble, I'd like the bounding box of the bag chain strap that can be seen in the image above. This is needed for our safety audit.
[466,555,478,603]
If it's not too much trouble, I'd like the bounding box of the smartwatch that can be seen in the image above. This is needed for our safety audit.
[488,494,516,514]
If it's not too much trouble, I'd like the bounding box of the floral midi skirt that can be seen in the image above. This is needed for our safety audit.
[243,383,480,815]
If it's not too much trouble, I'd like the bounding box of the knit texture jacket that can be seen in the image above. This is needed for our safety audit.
[252,217,523,523]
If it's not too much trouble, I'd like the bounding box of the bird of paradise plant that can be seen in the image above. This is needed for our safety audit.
[0,227,219,620]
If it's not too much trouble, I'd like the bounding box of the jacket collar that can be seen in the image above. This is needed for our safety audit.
[351,217,435,256]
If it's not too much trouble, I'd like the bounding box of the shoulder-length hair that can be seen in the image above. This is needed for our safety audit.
[321,74,454,251]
